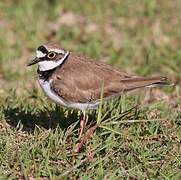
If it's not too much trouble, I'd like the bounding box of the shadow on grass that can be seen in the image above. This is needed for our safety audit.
[2,93,138,133]
[3,104,89,132]
[3,103,139,133]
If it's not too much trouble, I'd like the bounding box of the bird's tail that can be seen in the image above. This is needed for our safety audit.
[121,76,174,91]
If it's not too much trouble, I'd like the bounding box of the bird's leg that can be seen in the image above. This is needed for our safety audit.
[74,124,98,153]
[74,110,98,153]
[78,110,86,139]
[82,124,98,143]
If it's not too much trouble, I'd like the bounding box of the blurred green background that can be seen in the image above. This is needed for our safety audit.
[0,0,180,179]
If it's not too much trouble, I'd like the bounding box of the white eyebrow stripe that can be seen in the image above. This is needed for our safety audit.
[36,50,46,58]
[48,48,65,54]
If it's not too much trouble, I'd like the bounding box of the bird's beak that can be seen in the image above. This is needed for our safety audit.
[27,57,39,66]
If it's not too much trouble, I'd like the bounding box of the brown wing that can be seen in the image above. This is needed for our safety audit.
[50,53,168,103]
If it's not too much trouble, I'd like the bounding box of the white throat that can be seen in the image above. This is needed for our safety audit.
[38,51,70,71]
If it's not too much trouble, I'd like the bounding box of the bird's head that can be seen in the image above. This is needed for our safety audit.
[27,44,69,71]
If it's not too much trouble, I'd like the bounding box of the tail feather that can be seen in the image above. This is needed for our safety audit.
[121,76,174,91]
[146,81,175,88]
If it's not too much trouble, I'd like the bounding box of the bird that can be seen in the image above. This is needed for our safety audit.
[27,44,172,152]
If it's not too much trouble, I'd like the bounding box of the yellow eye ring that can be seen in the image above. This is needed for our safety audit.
[47,52,56,59]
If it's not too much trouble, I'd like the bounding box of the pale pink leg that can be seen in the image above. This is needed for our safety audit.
[74,124,98,153]
[78,111,86,139]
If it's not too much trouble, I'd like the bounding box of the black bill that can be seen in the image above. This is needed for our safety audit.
[27,57,40,66]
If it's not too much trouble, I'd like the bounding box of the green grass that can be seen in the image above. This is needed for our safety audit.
[0,0,180,179]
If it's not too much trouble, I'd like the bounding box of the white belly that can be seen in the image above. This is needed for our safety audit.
[38,78,100,111]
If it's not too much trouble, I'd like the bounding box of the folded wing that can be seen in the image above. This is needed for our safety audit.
[50,53,170,103]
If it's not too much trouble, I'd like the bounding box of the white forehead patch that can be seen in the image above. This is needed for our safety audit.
[36,50,46,58]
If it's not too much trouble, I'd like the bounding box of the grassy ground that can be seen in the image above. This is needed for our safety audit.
[0,0,180,179]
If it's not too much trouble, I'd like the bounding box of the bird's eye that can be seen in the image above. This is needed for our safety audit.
[47,52,56,59]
